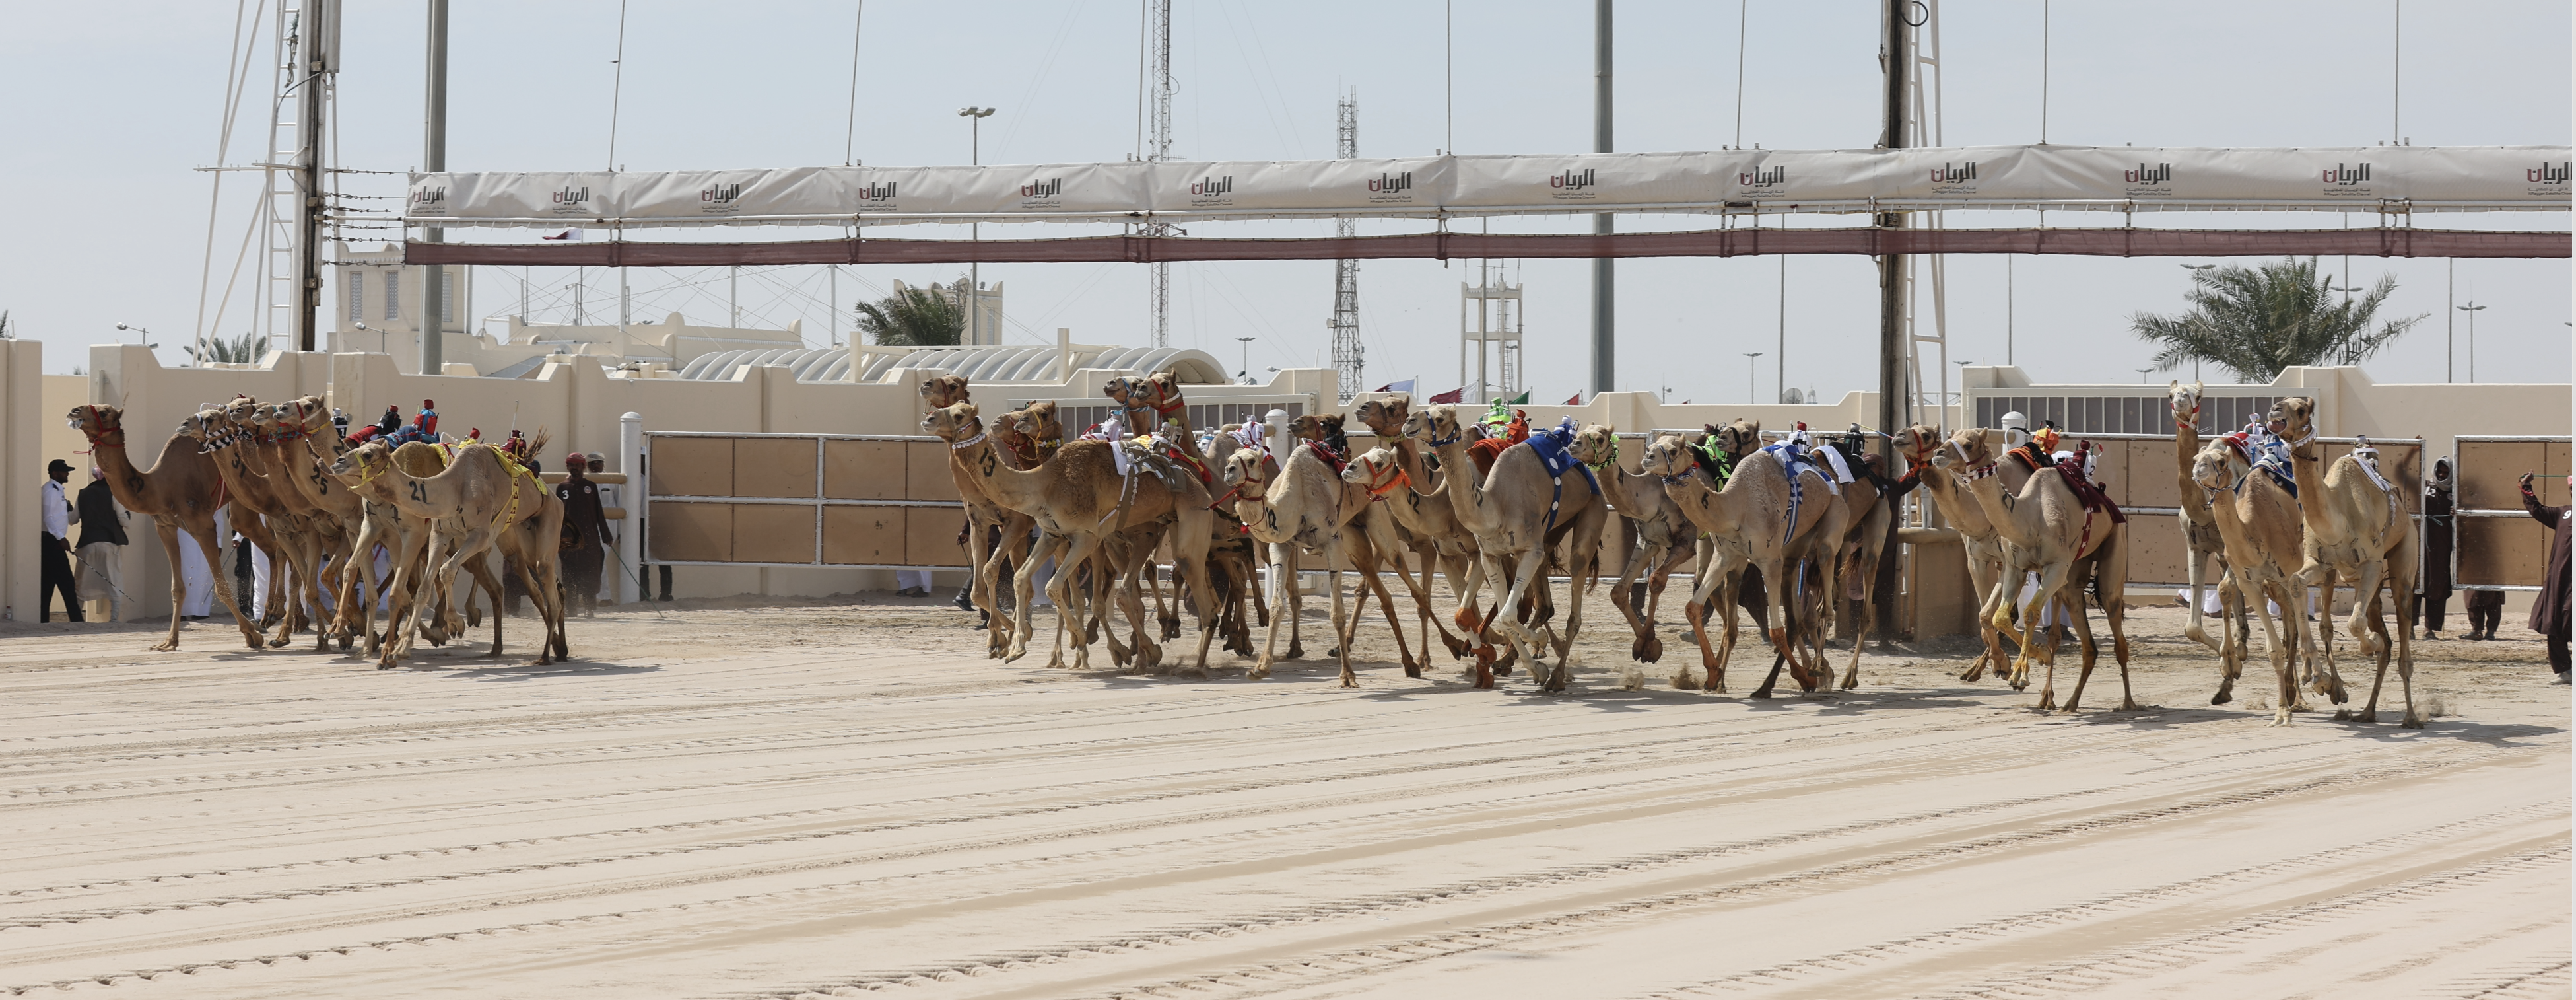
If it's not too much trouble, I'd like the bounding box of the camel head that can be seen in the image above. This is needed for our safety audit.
[1932,427,1996,475]
[920,401,982,443]
[331,439,394,480]
[1353,394,1411,437]
[2190,437,2241,494]
[65,403,125,443]
[1104,373,1178,411]
[920,374,971,408]
[175,406,233,449]
[1639,435,1701,481]
[2167,379,2204,429]
[989,408,1032,452]
[287,395,333,435]
[1341,445,1411,495]
[2267,396,2316,445]
[1894,423,1944,470]
[221,395,262,425]
[1572,423,1622,471]
[1709,419,1762,458]
[1015,400,1064,444]
[1220,445,1271,494]
[1408,404,1464,445]
[1287,414,1343,442]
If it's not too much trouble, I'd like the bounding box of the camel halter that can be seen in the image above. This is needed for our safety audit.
[77,405,125,450]
[1359,456,1411,499]
[949,431,987,450]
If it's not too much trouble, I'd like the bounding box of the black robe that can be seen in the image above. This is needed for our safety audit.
[2421,482,2454,599]
[557,475,614,594]
[2525,491,2569,637]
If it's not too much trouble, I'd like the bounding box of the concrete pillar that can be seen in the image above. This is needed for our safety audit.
[1,340,40,621]
[619,411,644,606]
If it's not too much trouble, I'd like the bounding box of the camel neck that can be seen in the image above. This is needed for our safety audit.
[1959,465,2041,550]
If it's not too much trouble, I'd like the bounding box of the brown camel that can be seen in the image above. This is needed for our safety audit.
[247,398,384,652]
[1351,395,1483,664]
[2170,380,2249,658]
[925,376,1041,659]
[1895,423,2021,682]
[920,402,1220,673]
[1221,437,1388,684]
[178,402,324,649]
[1575,425,1705,682]
[66,404,262,651]
[2271,398,2420,727]
[1406,405,1610,692]
[2192,437,2319,725]
[1636,434,1848,696]
[331,437,568,668]
[1931,428,2137,713]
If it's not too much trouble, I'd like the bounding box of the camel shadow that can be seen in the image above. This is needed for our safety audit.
[431,659,663,681]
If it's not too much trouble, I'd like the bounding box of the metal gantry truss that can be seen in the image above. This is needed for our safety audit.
[1144,0,1174,349]
[1328,92,1363,403]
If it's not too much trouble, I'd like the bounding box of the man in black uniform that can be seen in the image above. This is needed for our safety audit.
[557,451,614,618]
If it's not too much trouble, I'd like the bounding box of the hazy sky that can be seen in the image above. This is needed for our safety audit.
[3,1,2567,403]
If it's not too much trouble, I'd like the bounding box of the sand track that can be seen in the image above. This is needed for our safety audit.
[0,596,2563,998]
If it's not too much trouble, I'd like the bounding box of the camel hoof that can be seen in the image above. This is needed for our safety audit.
[1285,641,1305,660]
[152,641,179,652]
[1749,687,1772,699]
[1001,647,1028,664]
[1404,664,1422,678]
[1248,661,1271,681]
[2210,689,2233,706]
[2402,713,2425,729]
[2338,709,2377,724]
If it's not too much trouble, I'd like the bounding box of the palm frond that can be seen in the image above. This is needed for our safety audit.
[2128,256,2420,381]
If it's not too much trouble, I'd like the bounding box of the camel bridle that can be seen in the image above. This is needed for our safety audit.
[1357,454,1411,499]
[76,405,125,450]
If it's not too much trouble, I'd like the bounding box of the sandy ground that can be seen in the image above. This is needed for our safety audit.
[1,585,2565,999]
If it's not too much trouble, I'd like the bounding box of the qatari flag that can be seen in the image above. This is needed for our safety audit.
[1429,386,1464,404]
[540,229,584,241]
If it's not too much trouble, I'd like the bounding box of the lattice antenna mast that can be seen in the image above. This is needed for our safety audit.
[1328,92,1363,403]
[1145,0,1174,349]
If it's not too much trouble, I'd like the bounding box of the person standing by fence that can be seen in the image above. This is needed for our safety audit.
[39,458,82,623]
[75,466,129,623]
[2521,474,2570,682]
[2421,458,2456,639]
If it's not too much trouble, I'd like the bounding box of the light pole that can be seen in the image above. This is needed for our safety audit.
[2180,264,2216,379]
[116,323,160,359]
[1744,351,1763,405]
[2456,302,2485,382]
[1235,336,1256,384]
[2136,366,2155,384]
[2324,279,2365,365]
[957,106,996,345]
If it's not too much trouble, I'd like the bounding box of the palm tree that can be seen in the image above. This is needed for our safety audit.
[854,283,965,347]
[2130,257,2423,382]
[184,331,268,367]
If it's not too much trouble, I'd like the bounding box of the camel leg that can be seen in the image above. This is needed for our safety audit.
[2343,561,2404,725]
[2250,581,2295,725]
[1357,548,1417,678]
[1330,566,1358,688]
[1750,577,1796,699]
[1644,545,1689,673]
[1052,534,1106,672]
[1839,546,1878,690]
[2021,562,2076,711]
[2182,530,2223,653]
[1608,541,1657,666]
[2305,569,2352,705]
[1172,546,1221,676]
[1252,543,1296,680]
[1006,532,1058,664]
[2388,538,2422,728]
[2058,578,2103,714]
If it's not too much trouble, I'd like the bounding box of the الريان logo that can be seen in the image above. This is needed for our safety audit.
[547,186,591,215]
[409,186,447,210]
[1546,168,1599,199]
[2528,161,2570,191]
[2319,162,2373,197]
[1929,161,1978,186]
[856,181,899,203]
[1366,171,1412,194]
[1188,175,1235,197]
[700,182,744,205]
[1020,178,1062,199]
[2121,162,2173,195]
[1738,166,1786,187]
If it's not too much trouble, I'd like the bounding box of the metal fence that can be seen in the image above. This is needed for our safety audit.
[642,431,968,570]
[2452,435,2571,592]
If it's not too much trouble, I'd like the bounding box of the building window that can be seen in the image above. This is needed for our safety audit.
[348,271,364,323]
[385,269,400,321]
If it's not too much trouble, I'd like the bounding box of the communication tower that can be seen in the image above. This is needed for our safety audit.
[1328,92,1363,402]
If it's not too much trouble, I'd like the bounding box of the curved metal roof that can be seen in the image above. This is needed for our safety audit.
[671,343,1229,384]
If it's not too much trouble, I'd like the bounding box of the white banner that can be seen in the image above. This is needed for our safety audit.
[404,145,2571,229]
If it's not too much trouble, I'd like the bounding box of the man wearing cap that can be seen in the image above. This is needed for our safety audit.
[40,458,83,622]
[557,451,613,618]
[75,466,129,623]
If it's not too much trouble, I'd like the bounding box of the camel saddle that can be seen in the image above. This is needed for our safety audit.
[2052,453,2128,524]
[1466,411,1530,477]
